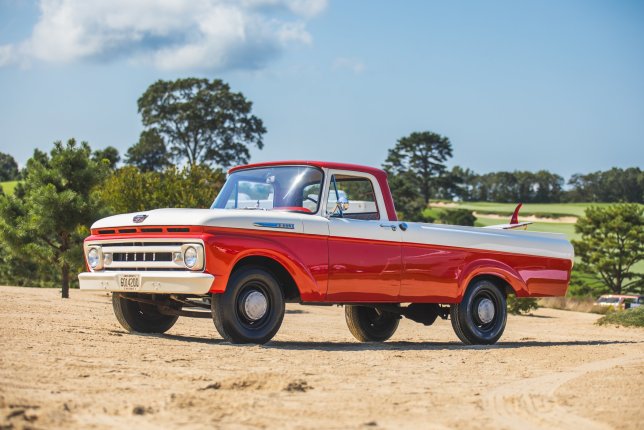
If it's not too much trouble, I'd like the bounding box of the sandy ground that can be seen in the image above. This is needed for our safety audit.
[1,286,643,430]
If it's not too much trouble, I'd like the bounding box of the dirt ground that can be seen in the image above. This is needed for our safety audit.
[1,286,643,430]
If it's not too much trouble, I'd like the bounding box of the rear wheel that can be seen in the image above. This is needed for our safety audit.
[212,267,285,344]
[450,279,507,345]
[345,305,400,342]
[112,293,179,333]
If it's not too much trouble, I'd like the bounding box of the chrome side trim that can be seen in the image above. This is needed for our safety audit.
[253,222,295,230]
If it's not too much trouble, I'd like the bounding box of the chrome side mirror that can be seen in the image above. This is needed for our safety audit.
[338,197,350,212]
[329,197,350,217]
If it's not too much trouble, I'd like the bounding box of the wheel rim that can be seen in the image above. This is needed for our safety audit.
[241,290,268,321]
[236,282,271,329]
[476,298,495,324]
[471,290,500,332]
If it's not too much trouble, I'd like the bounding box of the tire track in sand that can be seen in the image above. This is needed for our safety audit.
[483,354,642,430]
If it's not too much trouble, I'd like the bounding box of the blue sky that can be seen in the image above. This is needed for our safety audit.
[0,0,643,179]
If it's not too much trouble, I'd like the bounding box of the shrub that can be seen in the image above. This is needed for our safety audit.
[507,295,539,315]
[596,307,644,327]
[437,208,476,226]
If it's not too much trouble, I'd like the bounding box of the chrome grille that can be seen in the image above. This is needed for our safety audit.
[85,240,205,272]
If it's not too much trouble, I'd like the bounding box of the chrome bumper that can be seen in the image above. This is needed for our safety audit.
[78,271,214,294]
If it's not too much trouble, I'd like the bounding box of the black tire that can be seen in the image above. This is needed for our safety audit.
[345,305,400,342]
[112,293,179,333]
[211,267,285,344]
[450,279,507,345]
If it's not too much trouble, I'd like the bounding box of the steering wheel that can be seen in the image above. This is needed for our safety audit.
[305,196,318,204]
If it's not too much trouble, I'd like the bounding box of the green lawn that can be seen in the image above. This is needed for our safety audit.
[437,201,618,218]
[0,181,18,195]
[474,216,579,238]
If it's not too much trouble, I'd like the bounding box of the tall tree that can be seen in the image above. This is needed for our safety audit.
[0,139,109,298]
[384,131,453,205]
[138,78,266,168]
[0,152,19,181]
[572,204,643,294]
[92,146,120,170]
[125,129,171,172]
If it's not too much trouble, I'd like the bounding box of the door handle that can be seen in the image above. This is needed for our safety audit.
[379,223,397,231]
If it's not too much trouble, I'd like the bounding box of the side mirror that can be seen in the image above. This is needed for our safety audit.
[338,197,350,212]
[329,197,350,217]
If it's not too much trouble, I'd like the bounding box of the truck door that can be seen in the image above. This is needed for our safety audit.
[325,172,402,302]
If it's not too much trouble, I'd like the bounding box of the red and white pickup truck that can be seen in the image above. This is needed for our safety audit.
[79,161,574,345]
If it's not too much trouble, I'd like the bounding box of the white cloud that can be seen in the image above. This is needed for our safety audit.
[0,0,327,71]
[333,57,365,75]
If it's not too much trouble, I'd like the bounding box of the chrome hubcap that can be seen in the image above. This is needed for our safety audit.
[243,290,268,321]
[477,298,495,324]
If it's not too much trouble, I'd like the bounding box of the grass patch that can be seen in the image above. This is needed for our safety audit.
[475,216,578,238]
[538,297,599,313]
[596,307,644,327]
[0,181,18,195]
[434,201,619,218]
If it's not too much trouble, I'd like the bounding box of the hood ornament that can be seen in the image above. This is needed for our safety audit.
[133,214,148,223]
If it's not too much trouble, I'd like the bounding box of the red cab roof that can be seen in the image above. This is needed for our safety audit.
[229,160,387,178]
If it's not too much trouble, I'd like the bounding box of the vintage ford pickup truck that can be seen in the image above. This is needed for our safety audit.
[79,161,574,345]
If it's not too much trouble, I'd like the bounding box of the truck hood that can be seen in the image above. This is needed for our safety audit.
[91,208,311,233]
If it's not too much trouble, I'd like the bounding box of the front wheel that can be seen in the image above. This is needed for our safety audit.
[212,267,285,344]
[112,293,179,333]
[450,279,507,345]
[345,305,400,342]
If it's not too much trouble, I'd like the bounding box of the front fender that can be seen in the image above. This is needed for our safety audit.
[205,228,328,301]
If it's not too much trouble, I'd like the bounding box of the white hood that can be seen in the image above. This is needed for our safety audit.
[91,208,311,234]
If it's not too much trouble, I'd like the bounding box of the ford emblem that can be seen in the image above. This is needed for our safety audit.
[133,214,148,223]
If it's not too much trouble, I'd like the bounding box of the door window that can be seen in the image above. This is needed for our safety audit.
[328,174,379,220]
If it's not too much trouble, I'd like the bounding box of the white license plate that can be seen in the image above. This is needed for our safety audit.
[118,274,141,291]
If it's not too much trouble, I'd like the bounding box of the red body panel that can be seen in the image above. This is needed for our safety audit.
[327,237,402,302]
[401,243,571,303]
[86,225,571,303]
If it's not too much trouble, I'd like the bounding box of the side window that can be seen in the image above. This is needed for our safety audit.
[328,174,379,220]
[225,180,274,209]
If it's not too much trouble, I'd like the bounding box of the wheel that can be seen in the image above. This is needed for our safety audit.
[450,279,507,345]
[211,267,285,344]
[112,293,179,333]
[345,305,400,342]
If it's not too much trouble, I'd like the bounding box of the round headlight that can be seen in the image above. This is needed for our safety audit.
[184,246,198,268]
[88,248,100,269]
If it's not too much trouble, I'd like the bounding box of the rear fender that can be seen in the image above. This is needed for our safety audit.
[458,259,529,300]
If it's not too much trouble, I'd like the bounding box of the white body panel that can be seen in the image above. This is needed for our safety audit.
[92,208,574,261]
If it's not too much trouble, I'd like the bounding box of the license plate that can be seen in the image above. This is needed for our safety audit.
[118,274,141,291]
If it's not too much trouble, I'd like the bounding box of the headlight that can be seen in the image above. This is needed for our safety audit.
[184,246,198,268]
[87,248,100,269]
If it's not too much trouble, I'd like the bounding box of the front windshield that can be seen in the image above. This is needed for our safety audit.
[211,166,324,214]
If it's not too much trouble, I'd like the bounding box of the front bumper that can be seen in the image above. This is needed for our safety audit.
[78,271,215,294]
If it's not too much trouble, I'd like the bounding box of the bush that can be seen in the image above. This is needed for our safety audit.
[96,165,225,214]
[596,307,644,327]
[507,295,539,315]
[437,208,476,226]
